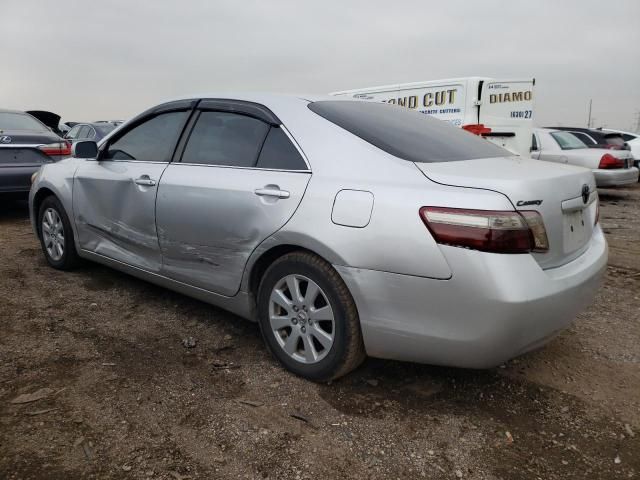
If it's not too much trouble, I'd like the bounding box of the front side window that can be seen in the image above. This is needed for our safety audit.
[256,126,307,170]
[104,111,188,161]
[181,111,269,167]
[308,100,508,163]
[550,131,588,150]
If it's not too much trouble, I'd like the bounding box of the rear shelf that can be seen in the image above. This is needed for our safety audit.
[415,156,598,269]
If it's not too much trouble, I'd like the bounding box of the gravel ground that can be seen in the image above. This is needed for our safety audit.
[1,184,639,479]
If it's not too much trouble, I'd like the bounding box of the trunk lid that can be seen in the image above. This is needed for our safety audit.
[0,129,62,146]
[416,156,598,269]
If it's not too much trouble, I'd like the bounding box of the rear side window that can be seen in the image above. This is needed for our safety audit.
[104,111,188,161]
[569,132,595,145]
[550,131,587,150]
[531,133,538,151]
[256,126,307,170]
[66,125,81,139]
[77,126,91,139]
[308,100,507,163]
[182,111,269,167]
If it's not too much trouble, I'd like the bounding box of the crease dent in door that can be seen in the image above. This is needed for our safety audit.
[157,216,268,291]
[156,167,312,297]
[75,177,161,268]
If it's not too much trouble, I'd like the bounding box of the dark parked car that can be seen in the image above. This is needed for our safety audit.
[547,127,630,151]
[64,122,119,143]
[0,109,70,195]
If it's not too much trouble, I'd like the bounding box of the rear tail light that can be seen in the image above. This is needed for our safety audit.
[38,141,71,157]
[462,124,492,136]
[419,207,549,254]
[598,153,625,169]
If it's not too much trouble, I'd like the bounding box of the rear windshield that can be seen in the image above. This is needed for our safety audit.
[602,134,626,147]
[308,100,508,163]
[0,112,47,131]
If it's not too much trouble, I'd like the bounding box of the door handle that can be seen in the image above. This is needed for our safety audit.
[134,176,156,187]
[254,187,290,199]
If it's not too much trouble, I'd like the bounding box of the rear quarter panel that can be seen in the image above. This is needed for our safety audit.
[244,100,515,283]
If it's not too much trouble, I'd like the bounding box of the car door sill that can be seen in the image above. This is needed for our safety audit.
[79,249,254,321]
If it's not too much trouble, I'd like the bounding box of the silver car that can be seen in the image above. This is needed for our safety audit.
[532,128,639,187]
[29,95,607,381]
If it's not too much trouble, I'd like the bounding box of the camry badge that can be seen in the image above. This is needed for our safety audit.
[581,184,590,204]
[0,135,11,144]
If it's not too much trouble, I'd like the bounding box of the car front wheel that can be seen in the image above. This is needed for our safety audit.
[257,251,365,382]
[38,196,79,270]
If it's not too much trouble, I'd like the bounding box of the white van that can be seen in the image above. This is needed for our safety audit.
[331,77,535,157]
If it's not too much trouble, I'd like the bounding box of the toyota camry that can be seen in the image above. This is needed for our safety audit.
[29,94,607,381]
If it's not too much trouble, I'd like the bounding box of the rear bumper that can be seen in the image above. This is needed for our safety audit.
[0,166,40,192]
[592,167,639,187]
[336,227,607,368]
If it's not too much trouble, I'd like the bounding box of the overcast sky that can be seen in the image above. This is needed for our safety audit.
[2,0,639,131]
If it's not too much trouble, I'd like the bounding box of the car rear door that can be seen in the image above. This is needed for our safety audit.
[73,102,193,272]
[156,100,311,296]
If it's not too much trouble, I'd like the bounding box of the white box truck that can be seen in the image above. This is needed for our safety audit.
[331,77,535,157]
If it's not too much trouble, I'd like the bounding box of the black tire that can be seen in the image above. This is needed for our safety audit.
[37,195,80,270]
[257,251,366,382]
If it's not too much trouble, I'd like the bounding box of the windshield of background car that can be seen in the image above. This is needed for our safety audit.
[550,131,588,150]
[0,112,47,131]
[308,100,508,163]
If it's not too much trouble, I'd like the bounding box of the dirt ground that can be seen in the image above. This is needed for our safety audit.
[1,184,639,480]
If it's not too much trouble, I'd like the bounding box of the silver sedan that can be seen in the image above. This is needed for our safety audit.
[29,94,607,381]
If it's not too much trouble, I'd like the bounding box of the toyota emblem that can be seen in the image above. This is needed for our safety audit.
[0,135,11,144]
[581,184,590,204]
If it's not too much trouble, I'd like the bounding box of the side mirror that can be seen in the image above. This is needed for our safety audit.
[73,141,98,159]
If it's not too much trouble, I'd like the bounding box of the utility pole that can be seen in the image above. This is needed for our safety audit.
[587,99,593,128]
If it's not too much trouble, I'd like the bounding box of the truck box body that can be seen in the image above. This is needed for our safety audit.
[331,77,535,157]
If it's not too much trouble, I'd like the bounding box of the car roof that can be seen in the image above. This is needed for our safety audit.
[0,108,32,115]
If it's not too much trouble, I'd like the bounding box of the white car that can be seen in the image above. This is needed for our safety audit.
[532,128,638,187]
[601,128,640,169]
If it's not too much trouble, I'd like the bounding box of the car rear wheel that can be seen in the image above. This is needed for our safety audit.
[38,196,79,270]
[257,251,365,382]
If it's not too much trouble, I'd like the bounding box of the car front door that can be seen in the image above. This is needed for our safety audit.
[73,103,193,272]
[156,101,311,296]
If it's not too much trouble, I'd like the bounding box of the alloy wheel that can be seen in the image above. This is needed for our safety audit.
[268,274,335,364]
[42,207,64,261]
